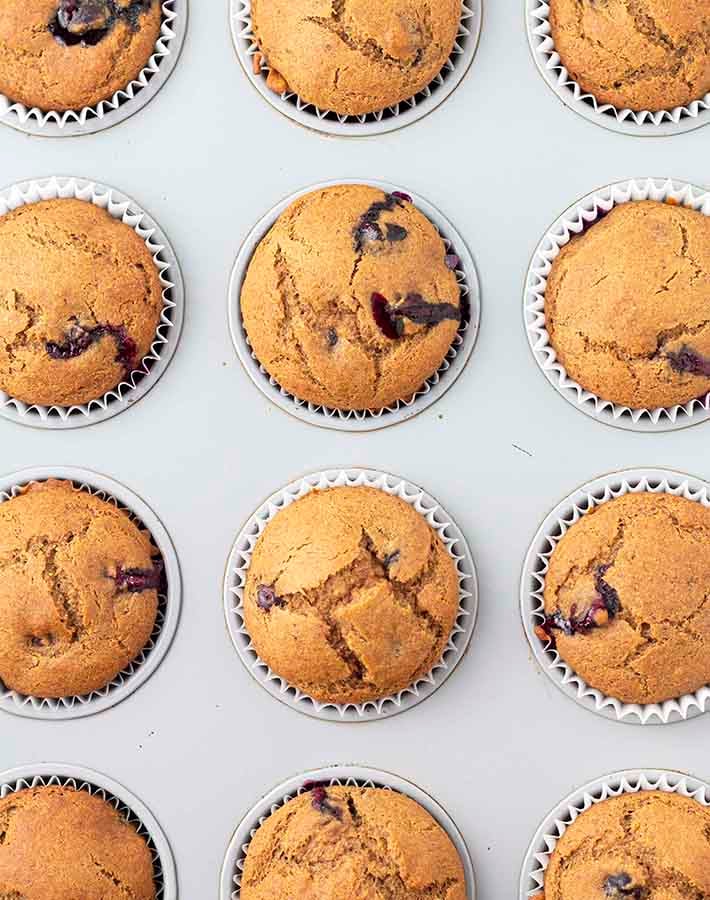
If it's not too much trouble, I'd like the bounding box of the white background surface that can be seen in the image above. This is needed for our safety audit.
[1,2,709,897]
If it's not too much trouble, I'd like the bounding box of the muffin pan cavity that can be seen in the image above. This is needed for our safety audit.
[0,466,181,720]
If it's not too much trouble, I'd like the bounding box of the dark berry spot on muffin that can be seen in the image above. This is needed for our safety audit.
[666,346,710,378]
[326,328,338,348]
[445,253,460,270]
[604,873,644,898]
[353,220,383,250]
[383,550,400,569]
[353,193,406,252]
[46,321,137,372]
[536,565,620,645]
[29,634,55,649]
[391,191,412,203]
[309,786,343,820]
[49,0,153,46]
[111,561,163,593]
[386,224,408,242]
[256,585,284,611]
[371,292,460,339]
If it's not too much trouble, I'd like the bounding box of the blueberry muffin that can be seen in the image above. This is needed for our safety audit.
[0,479,162,698]
[251,0,461,115]
[536,791,710,900]
[244,485,460,705]
[0,198,163,408]
[536,492,710,705]
[241,784,466,899]
[546,201,710,410]
[549,0,710,112]
[240,184,462,411]
[0,785,156,899]
[0,1,162,111]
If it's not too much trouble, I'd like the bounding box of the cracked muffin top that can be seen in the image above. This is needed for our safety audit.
[240,184,462,412]
[0,0,162,111]
[546,201,710,410]
[549,0,710,112]
[537,791,710,900]
[251,0,461,115]
[536,492,710,705]
[241,784,466,900]
[243,485,460,705]
[0,479,161,699]
[0,785,156,899]
[0,198,163,408]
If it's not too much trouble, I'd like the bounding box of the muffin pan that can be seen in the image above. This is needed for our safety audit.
[0,466,181,720]
[229,179,480,431]
[229,0,482,137]
[224,467,478,721]
[0,1,188,138]
[221,764,476,900]
[2,3,710,898]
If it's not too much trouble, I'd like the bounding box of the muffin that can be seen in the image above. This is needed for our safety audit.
[241,784,466,899]
[537,791,710,900]
[549,0,710,112]
[240,184,462,411]
[0,785,156,899]
[251,0,461,115]
[0,479,161,698]
[536,491,710,705]
[243,485,460,705]
[0,0,162,112]
[546,200,710,410]
[0,198,163,408]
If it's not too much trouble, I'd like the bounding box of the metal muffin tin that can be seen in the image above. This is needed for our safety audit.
[2,4,710,898]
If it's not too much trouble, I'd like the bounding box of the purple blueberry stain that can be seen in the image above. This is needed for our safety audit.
[46,321,137,372]
[666,346,710,378]
[604,874,643,898]
[371,292,402,340]
[391,191,412,203]
[111,560,163,593]
[304,783,342,821]
[383,550,400,569]
[371,292,460,339]
[256,585,283,611]
[385,223,408,242]
[326,328,338,348]
[353,193,408,252]
[49,0,152,46]
[445,253,460,270]
[536,565,619,646]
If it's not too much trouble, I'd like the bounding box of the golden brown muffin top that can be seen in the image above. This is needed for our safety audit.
[539,492,710,705]
[0,198,163,408]
[240,184,461,412]
[549,0,710,112]
[0,479,161,699]
[546,201,710,410]
[0,785,156,899]
[244,486,460,705]
[541,791,710,900]
[252,0,461,116]
[0,0,162,111]
[241,785,466,900]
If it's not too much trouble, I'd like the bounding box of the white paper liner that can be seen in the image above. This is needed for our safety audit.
[0,466,181,721]
[0,763,177,899]
[220,764,476,900]
[0,175,184,430]
[526,1,710,137]
[525,177,710,433]
[228,179,480,432]
[230,0,482,137]
[521,467,710,725]
[520,768,710,899]
[223,468,478,722]
[0,1,186,138]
